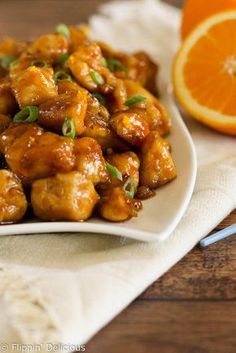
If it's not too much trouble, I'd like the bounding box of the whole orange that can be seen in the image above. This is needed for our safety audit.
[181,0,236,39]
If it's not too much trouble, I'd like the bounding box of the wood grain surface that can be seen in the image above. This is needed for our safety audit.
[0,1,235,352]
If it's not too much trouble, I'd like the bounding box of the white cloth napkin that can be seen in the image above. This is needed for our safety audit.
[1,0,236,350]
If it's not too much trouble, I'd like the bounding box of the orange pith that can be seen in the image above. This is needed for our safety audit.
[174,10,236,135]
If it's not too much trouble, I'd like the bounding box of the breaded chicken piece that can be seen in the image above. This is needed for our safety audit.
[31,172,99,221]
[39,87,88,135]
[110,109,150,146]
[74,137,109,185]
[2,125,74,184]
[68,25,90,52]
[12,66,57,107]
[98,42,158,93]
[82,94,127,151]
[68,42,104,91]
[124,80,171,136]
[0,169,27,223]
[0,38,27,59]
[0,123,43,154]
[140,131,176,188]
[106,152,140,188]
[98,186,139,222]
[28,34,68,64]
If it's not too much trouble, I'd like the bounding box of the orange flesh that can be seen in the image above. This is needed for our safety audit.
[184,19,236,116]
[181,0,236,39]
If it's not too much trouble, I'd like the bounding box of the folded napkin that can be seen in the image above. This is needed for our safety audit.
[1,0,236,350]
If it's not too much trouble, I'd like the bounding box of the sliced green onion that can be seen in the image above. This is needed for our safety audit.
[62,118,76,139]
[106,162,123,181]
[55,23,70,38]
[123,177,136,198]
[60,53,70,67]
[13,106,39,123]
[92,92,107,106]
[101,57,107,67]
[107,58,128,73]
[125,95,147,107]
[90,70,104,85]
[0,55,15,70]
[31,60,48,68]
[9,59,18,69]
[54,70,72,82]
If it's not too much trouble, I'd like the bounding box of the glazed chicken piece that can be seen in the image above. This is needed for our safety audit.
[106,152,140,188]
[124,80,171,136]
[122,52,158,94]
[67,42,127,110]
[31,172,99,221]
[82,94,127,151]
[1,124,74,184]
[83,114,125,151]
[140,131,177,188]
[57,80,82,94]
[110,108,150,146]
[68,42,104,91]
[0,114,11,134]
[0,77,18,115]
[39,86,88,135]
[105,78,127,113]
[86,93,110,121]
[27,34,68,64]
[0,123,43,154]
[98,186,140,222]
[68,25,90,52]
[0,38,27,59]
[9,54,33,79]
[99,42,158,94]
[0,169,27,224]
[12,66,57,107]
[74,137,109,185]
[0,38,27,78]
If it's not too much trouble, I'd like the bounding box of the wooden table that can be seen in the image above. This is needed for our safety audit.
[0,1,236,352]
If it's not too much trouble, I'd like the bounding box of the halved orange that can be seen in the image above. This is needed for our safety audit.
[181,0,236,39]
[173,10,236,135]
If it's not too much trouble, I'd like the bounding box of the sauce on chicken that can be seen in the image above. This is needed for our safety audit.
[0,24,176,224]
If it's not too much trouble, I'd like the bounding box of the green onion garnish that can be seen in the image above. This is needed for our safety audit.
[90,70,104,85]
[92,92,107,106]
[0,55,15,70]
[101,57,107,67]
[54,70,72,82]
[55,23,70,38]
[10,59,18,69]
[107,58,128,73]
[62,118,76,139]
[125,95,147,107]
[60,53,70,67]
[13,106,39,123]
[31,60,48,68]
[106,162,123,181]
[123,177,136,198]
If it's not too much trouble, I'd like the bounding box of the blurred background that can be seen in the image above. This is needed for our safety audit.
[0,0,183,39]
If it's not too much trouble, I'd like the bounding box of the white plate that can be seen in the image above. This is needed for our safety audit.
[0,83,197,242]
